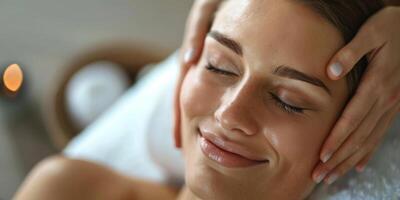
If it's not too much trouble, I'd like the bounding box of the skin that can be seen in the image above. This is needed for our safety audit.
[315,6,400,184]
[14,156,179,200]
[177,0,349,199]
[178,0,400,185]
[15,1,399,200]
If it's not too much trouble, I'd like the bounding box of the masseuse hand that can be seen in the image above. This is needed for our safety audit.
[174,0,222,147]
[313,6,400,184]
[180,0,222,67]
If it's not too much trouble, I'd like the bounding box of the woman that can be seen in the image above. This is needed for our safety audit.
[15,0,391,199]
[180,0,400,183]
[175,0,384,199]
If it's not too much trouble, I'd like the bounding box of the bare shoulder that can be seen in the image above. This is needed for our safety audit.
[14,155,131,200]
[14,155,180,200]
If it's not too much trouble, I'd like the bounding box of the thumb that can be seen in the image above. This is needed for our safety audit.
[327,25,380,80]
[181,0,221,66]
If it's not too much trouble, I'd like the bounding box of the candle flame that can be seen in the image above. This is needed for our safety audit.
[3,64,24,92]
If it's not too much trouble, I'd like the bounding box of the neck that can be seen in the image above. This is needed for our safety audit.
[177,185,203,200]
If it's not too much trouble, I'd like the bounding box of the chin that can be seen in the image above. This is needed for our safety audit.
[182,135,242,200]
[185,164,248,200]
[183,146,263,200]
[184,153,315,200]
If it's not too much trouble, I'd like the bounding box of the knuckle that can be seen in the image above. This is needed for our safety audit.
[321,158,335,171]
[355,130,371,145]
[346,139,360,152]
[354,82,372,98]
[355,144,368,155]
[340,49,357,66]
[361,69,383,90]
[325,154,343,171]
[323,163,334,172]
[365,23,381,41]
[337,163,352,176]
[339,113,359,132]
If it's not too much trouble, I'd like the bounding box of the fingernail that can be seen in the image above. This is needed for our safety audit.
[184,48,195,63]
[325,174,338,185]
[321,153,332,163]
[329,62,343,77]
[314,171,328,183]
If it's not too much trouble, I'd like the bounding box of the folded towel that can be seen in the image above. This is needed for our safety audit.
[64,52,184,186]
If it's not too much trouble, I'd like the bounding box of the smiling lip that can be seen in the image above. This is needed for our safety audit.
[198,128,269,168]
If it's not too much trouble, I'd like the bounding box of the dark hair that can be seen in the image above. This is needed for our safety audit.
[297,0,384,96]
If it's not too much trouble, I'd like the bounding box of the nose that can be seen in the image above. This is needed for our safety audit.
[214,82,260,136]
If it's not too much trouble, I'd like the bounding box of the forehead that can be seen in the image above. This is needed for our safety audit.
[212,0,344,82]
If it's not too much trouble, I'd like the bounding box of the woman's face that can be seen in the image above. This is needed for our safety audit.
[179,0,348,199]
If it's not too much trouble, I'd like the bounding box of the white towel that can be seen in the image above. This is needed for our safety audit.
[64,52,185,186]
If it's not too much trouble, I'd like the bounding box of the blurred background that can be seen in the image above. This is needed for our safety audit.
[0,0,193,199]
[2,1,400,199]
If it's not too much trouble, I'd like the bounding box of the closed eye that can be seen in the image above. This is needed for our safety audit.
[206,63,306,114]
[269,92,305,114]
[205,63,238,77]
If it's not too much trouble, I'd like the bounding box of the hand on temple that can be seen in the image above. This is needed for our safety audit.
[313,6,400,184]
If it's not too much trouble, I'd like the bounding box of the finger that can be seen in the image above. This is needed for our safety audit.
[319,98,385,170]
[356,102,400,171]
[173,57,193,148]
[327,19,384,80]
[322,144,367,185]
[176,0,222,147]
[313,104,394,184]
[321,102,400,184]
[355,148,374,173]
[320,83,378,163]
[313,102,378,183]
[181,0,221,65]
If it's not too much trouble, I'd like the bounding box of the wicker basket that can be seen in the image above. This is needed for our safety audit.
[43,42,169,150]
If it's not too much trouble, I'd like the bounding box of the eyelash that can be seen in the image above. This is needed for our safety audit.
[205,63,237,76]
[269,93,305,114]
[205,63,305,114]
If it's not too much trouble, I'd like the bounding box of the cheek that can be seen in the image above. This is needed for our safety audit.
[180,66,223,120]
[179,66,225,174]
[272,124,327,164]
[264,115,337,196]
[267,109,339,173]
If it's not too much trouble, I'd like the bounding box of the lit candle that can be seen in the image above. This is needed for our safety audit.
[0,63,28,120]
[1,63,24,98]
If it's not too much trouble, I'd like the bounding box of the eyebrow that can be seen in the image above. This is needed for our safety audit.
[208,30,331,95]
[209,31,243,56]
[273,66,331,95]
